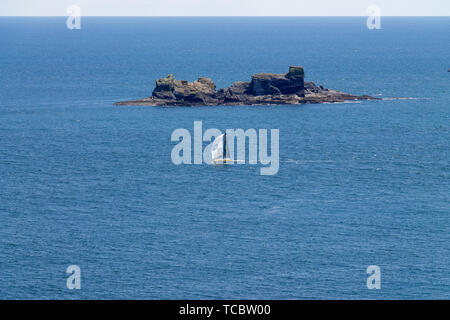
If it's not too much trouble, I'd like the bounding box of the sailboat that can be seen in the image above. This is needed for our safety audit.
[211,133,239,164]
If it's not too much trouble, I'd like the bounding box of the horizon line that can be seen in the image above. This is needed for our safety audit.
[1,15,449,17]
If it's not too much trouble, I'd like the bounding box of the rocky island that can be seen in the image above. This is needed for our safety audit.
[115,66,380,106]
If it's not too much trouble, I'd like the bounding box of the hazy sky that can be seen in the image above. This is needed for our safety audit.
[1,0,449,16]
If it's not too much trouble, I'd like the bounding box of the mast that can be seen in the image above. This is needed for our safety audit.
[223,133,227,159]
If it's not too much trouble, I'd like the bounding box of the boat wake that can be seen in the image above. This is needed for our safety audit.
[381,97,428,101]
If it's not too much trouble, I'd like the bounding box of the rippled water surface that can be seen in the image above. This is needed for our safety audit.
[0,17,449,299]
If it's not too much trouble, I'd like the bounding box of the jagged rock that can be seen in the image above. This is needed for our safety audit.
[286,66,305,80]
[115,66,380,106]
[153,90,176,100]
[249,67,304,96]
[229,81,251,95]
[250,74,283,95]
[196,77,216,93]
[152,75,218,105]
[153,74,175,91]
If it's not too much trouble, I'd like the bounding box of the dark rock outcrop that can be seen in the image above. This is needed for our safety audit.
[115,66,380,106]
[250,66,305,96]
[151,74,218,104]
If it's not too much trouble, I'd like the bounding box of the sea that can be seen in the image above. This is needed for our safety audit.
[0,17,449,299]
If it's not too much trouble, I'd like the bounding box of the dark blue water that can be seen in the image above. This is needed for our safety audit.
[0,17,449,299]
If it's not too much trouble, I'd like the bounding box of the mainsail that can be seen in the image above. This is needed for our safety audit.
[211,133,231,163]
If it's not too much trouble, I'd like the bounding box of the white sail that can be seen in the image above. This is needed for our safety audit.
[212,133,235,164]
[211,134,225,162]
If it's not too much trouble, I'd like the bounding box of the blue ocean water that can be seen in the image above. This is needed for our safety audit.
[0,17,449,299]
